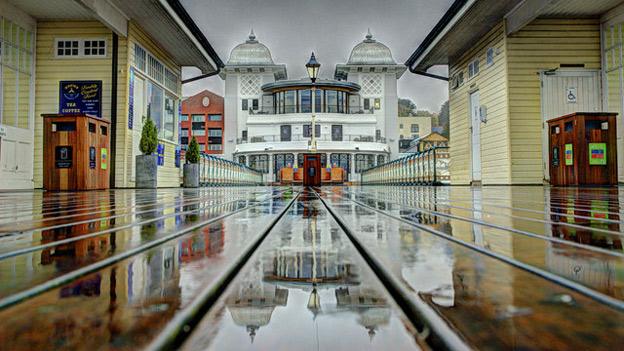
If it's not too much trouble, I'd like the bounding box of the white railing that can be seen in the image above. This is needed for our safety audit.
[181,153,264,186]
[360,147,450,185]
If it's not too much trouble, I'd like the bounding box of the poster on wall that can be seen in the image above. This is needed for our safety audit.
[157,143,165,166]
[59,81,103,116]
[564,144,573,166]
[128,68,134,129]
[101,148,108,170]
[589,143,607,166]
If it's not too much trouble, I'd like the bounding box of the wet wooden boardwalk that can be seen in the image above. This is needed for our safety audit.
[0,186,622,350]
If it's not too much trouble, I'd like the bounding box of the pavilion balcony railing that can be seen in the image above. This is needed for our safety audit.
[236,134,386,144]
[360,146,450,185]
[249,105,375,115]
[181,153,263,186]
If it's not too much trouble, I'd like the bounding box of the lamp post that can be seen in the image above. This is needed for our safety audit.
[306,52,320,152]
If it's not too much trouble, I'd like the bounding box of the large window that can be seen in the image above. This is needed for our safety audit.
[303,124,321,138]
[208,114,222,121]
[355,154,375,173]
[133,43,179,143]
[280,125,291,141]
[300,89,311,113]
[284,91,296,113]
[331,125,343,141]
[249,154,269,173]
[1,18,34,129]
[192,114,204,122]
[208,128,222,137]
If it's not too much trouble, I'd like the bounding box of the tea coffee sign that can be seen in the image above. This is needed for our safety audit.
[59,80,102,116]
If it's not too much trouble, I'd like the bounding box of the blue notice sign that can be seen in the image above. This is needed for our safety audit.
[59,80,102,116]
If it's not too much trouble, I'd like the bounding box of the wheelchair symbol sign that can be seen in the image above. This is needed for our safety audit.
[566,87,577,103]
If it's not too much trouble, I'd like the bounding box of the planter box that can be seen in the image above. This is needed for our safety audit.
[136,154,158,188]
[183,163,199,188]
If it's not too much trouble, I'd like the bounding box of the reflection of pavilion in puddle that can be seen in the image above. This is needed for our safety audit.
[224,206,392,343]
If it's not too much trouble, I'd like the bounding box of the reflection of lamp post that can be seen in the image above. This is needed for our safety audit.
[306,52,320,152]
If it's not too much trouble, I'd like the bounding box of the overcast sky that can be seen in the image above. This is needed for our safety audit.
[181,0,452,112]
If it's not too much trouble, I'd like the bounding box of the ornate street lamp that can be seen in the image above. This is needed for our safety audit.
[306,53,320,152]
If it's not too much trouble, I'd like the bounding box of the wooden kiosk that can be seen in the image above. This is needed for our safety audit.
[547,112,617,186]
[43,114,110,190]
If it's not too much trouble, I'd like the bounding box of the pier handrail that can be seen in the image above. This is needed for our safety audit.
[181,153,264,186]
[360,146,450,185]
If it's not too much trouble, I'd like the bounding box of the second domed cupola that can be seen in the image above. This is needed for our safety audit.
[347,30,396,65]
[227,30,275,66]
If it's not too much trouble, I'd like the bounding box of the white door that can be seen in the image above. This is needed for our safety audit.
[0,126,34,190]
[540,70,601,180]
[470,91,481,182]
[131,76,145,182]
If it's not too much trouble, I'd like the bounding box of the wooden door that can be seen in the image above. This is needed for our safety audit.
[303,154,321,186]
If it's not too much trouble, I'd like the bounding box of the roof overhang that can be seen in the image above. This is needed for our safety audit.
[407,0,624,72]
[8,0,222,74]
[406,0,521,72]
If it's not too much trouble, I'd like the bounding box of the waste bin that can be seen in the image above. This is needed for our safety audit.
[43,114,110,190]
[547,112,617,186]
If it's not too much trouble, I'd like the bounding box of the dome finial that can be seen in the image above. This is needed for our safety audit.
[365,28,374,42]
[247,28,257,43]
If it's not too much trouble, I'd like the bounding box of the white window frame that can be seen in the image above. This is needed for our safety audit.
[54,38,107,58]
[130,43,181,143]
[468,59,480,79]
[486,48,495,67]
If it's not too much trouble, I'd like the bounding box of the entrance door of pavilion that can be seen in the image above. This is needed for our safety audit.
[303,153,321,186]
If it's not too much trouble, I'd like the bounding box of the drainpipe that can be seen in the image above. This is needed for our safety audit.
[110,32,118,187]
[181,68,222,84]
[407,66,449,81]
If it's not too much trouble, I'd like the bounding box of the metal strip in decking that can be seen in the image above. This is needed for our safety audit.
[0,190,290,310]
[323,189,624,311]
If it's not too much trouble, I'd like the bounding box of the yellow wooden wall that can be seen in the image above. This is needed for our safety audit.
[448,22,511,185]
[116,21,182,188]
[35,20,182,189]
[34,21,113,188]
[506,18,602,184]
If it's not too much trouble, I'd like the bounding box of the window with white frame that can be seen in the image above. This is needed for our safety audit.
[208,129,222,137]
[1,17,34,129]
[486,48,495,67]
[468,59,480,78]
[55,39,106,58]
[208,144,222,151]
[208,114,222,121]
[411,124,419,133]
[134,44,146,72]
[180,114,189,121]
[131,43,180,143]
[192,114,204,122]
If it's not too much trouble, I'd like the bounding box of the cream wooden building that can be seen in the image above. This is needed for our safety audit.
[0,0,221,189]
[407,0,624,185]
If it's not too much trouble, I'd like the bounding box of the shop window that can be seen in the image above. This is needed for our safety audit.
[134,44,147,72]
[1,18,34,129]
[163,95,176,141]
[249,154,269,173]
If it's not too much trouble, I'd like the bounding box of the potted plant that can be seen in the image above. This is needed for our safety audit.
[183,136,201,188]
[136,117,159,188]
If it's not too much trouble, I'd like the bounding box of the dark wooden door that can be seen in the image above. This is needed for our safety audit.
[303,154,321,186]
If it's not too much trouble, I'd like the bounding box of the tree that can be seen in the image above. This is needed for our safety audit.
[186,136,201,164]
[437,101,450,139]
[398,98,417,117]
[139,117,158,155]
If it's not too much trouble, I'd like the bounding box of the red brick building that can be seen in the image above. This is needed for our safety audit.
[180,90,224,154]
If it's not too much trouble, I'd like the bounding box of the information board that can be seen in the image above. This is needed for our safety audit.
[59,81,102,116]
[589,143,607,166]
